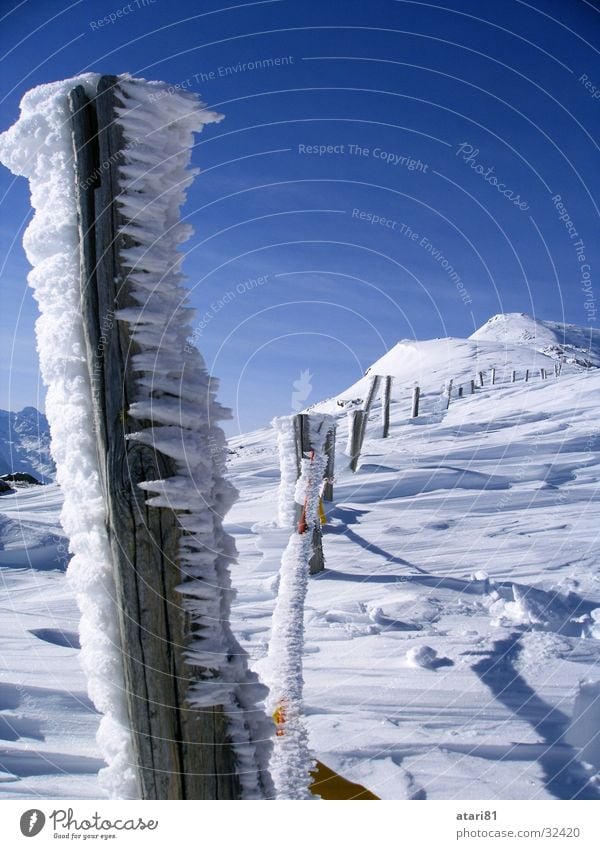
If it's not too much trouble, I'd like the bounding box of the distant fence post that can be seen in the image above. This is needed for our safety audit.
[363,374,381,413]
[348,410,368,472]
[477,371,484,387]
[322,424,336,501]
[292,414,334,574]
[525,369,530,382]
[69,77,246,799]
[490,367,496,385]
[411,385,420,418]
[540,368,546,380]
[469,379,475,394]
[381,375,392,438]
[442,379,452,410]
[458,386,463,398]
[511,370,516,383]
[554,363,559,377]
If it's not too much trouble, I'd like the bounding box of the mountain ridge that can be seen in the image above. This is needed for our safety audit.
[0,406,54,483]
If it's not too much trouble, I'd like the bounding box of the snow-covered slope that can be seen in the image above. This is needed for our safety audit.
[471,313,600,369]
[227,366,600,801]
[0,484,102,798]
[0,407,54,483]
[2,317,600,800]
[310,314,598,415]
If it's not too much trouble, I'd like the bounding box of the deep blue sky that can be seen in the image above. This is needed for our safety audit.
[0,0,598,434]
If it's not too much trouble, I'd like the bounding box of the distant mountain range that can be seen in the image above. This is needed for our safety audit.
[0,407,55,483]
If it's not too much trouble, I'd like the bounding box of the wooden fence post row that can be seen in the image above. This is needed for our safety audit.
[69,77,244,799]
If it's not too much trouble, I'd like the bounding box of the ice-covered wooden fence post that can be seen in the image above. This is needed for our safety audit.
[511,370,516,383]
[267,414,334,798]
[411,385,420,417]
[490,367,496,385]
[554,363,560,377]
[381,375,392,438]
[458,386,463,398]
[525,369,530,382]
[469,379,475,394]
[68,75,269,800]
[540,368,546,380]
[477,371,484,387]
[443,378,453,409]
[276,414,333,572]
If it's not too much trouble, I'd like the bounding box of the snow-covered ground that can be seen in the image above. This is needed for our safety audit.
[0,485,103,798]
[1,315,600,800]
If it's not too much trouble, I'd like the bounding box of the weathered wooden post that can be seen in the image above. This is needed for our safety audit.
[292,414,333,573]
[442,379,453,409]
[469,379,475,394]
[348,410,368,472]
[554,363,559,377]
[69,76,247,800]
[525,369,530,382]
[540,367,546,380]
[511,370,516,383]
[490,367,496,385]
[322,424,336,501]
[411,385,420,418]
[363,374,381,413]
[381,375,392,438]
[458,386,463,398]
[478,371,484,387]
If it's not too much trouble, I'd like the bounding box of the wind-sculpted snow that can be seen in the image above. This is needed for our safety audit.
[1,293,600,798]
[229,368,600,800]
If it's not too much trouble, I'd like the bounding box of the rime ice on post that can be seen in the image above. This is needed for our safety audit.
[0,74,273,799]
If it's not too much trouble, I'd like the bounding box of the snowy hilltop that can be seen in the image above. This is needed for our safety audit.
[471,313,600,369]
[0,407,54,483]
[309,312,598,415]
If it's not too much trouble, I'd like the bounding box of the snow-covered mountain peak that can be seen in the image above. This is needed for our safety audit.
[470,313,600,368]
